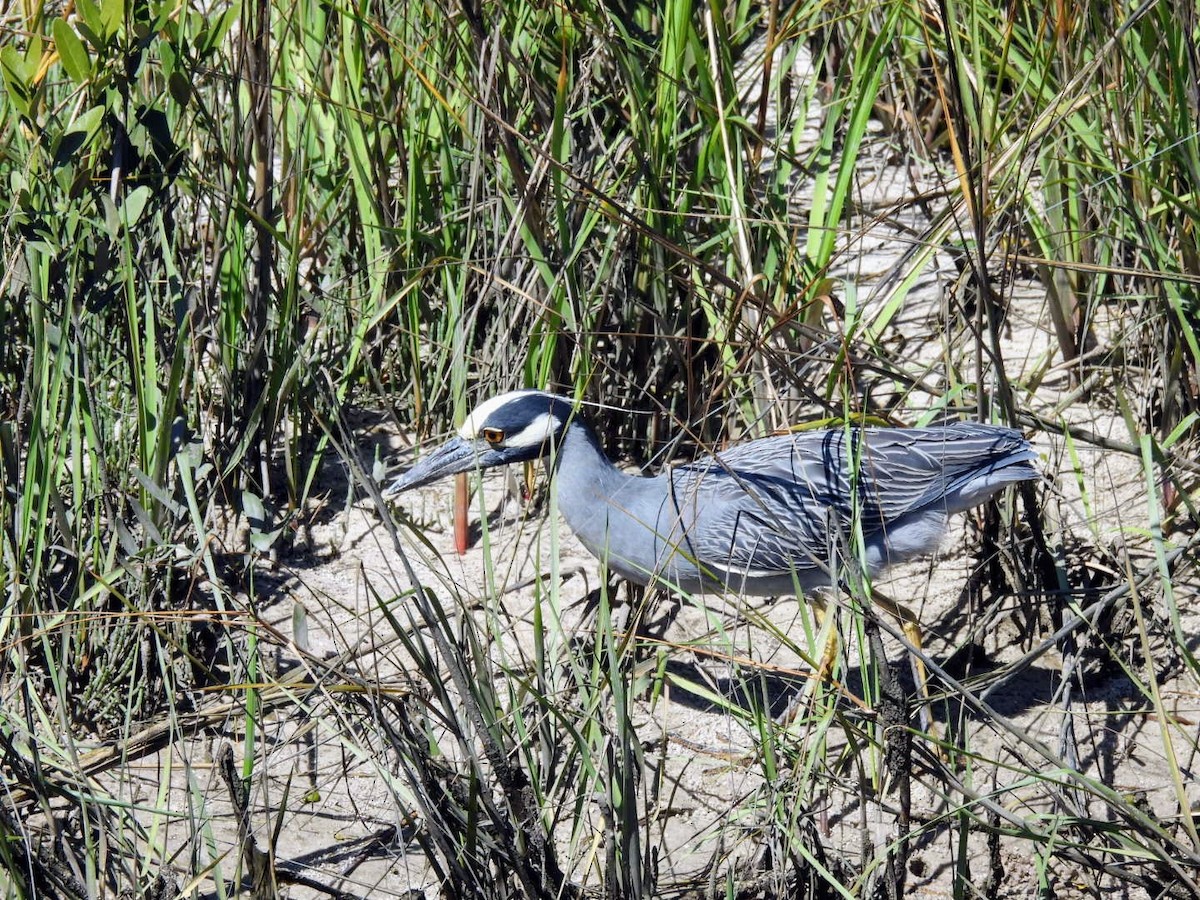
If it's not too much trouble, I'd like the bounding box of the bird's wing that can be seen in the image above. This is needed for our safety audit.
[665,425,1027,576]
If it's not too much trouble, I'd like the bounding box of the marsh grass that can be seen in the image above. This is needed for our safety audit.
[1,0,1198,895]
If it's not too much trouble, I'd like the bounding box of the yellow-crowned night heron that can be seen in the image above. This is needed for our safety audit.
[385,390,1038,597]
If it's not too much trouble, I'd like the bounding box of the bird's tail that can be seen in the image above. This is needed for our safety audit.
[944,448,1039,513]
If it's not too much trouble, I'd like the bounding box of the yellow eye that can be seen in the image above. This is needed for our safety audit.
[482,427,505,445]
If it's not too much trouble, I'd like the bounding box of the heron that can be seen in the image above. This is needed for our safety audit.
[385,390,1039,681]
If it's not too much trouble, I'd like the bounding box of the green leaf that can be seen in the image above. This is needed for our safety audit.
[292,603,308,651]
[241,490,264,523]
[167,71,191,107]
[75,0,107,47]
[197,8,239,56]
[157,38,176,77]
[73,18,105,53]
[121,185,153,227]
[66,104,105,139]
[52,19,91,84]
[0,45,34,116]
[175,433,205,471]
[242,490,283,552]
[132,468,185,519]
[100,0,127,38]
[101,193,121,237]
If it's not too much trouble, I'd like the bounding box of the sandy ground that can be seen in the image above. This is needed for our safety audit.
[103,377,1196,899]
[73,33,1199,900]
[136,405,1195,897]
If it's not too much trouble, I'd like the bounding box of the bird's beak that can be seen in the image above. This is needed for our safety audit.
[384,436,490,498]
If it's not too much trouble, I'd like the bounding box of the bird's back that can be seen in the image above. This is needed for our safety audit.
[639,424,1037,594]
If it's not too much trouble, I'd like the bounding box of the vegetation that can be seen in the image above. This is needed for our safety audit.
[0,0,1197,896]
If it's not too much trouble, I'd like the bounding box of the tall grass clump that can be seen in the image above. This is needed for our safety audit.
[0,0,1197,896]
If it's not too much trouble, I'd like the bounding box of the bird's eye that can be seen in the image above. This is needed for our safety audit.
[482,427,505,445]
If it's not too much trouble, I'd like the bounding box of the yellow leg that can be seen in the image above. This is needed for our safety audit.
[802,592,932,730]
[812,596,839,682]
[870,591,929,706]
[774,597,839,729]
[772,591,933,742]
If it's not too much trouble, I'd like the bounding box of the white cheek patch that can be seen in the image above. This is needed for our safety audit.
[506,412,563,449]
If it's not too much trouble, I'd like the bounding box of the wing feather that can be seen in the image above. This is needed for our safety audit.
[660,425,1030,579]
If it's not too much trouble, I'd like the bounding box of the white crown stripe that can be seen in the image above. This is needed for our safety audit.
[458,391,536,439]
[457,390,558,442]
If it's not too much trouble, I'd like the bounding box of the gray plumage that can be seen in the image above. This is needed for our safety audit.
[386,390,1039,593]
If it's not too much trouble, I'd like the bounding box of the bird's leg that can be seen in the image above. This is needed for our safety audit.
[783,579,934,737]
[868,590,935,736]
[774,595,840,730]
[812,595,840,682]
[869,593,927,690]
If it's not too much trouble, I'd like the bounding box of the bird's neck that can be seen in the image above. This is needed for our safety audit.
[550,419,625,490]
[549,420,636,552]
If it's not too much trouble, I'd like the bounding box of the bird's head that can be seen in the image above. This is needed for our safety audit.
[384,390,579,496]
